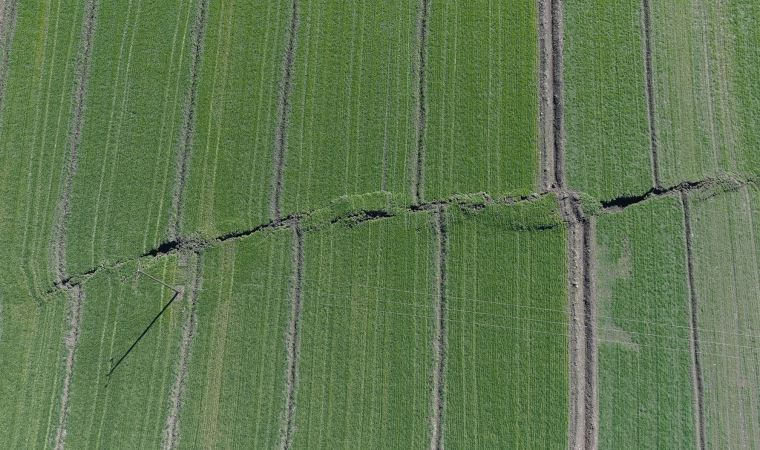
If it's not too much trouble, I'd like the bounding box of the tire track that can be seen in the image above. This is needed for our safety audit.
[412,0,429,204]
[0,0,18,121]
[169,0,209,241]
[53,285,84,450]
[270,0,299,222]
[538,0,555,191]
[640,0,661,189]
[581,214,598,450]
[430,205,447,450]
[52,0,97,285]
[162,252,201,450]
[550,0,565,188]
[279,219,304,450]
[680,191,706,450]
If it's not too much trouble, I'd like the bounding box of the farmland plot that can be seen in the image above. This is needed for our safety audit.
[293,212,434,448]
[179,230,293,449]
[595,196,696,448]
[63,256,187,449]
[181,1,289,239]
[65,0,196,275]
[688,185,760,449]
[444,197,568,448]
[0,0,85,294]
[281,0,417,216]
[0,292,68,449]
[651,0,760,186]
[424,0,538,201]
[563,0,652,200]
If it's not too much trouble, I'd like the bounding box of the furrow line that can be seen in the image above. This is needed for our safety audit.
[430,205,447,450]
[52,0,98,284]
[581,212,598,450]
[412,0,429,204]
[538,0,555,191]
[162,252,202,450]
[53,285,85,450]
[270,0,299,222]
[640,0,661,189]
[279,219,304,450]
[680,191,706,450]
[550,0,565,188]
[169,0,209,240]
[0,0,19,121]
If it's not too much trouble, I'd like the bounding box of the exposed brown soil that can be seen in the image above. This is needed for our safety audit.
[412,0,429,204]
[640,0,661,189]
[680,191,706,450]
[270,0,299,222]
[538,0,556,191]
[550,0,565,189]
[53,286,85,450]
[279,220,304,450]
[169,0,209,240]
[430,205,448,450]
[162,253,201,450]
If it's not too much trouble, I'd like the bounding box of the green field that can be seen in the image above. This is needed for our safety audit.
[563,0,652,200]
[65,0,195,274]
[689,185,760,449]
[181,1,289,239]
[595,196,696,448]
[424,0,538,200]
[445,197,568,448]
[281,0,417,216]
[179,230,293,448]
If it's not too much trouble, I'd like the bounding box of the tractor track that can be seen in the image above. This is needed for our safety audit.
[640,0,661,189]
[430,205,448,450]
[53,285,84,450]
[412,0,429,204]
[538,0,555,191]
[550,0,565,189]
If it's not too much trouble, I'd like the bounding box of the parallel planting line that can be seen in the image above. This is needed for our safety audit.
[169,0,209,240]
[270,0,299,222]
[680,191,706,450]
[550,0,565,188]
[412,0,429,204]
[640,0,661,188]
[53,285,84,450]
[52,0,98,285]
[279,219,304,450]
[162,252,201,450]
[0,0,19,120]
[537,0,556,191]
[430,206,448,450]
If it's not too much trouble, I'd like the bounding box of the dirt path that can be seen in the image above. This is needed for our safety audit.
[162,252,201,450]
[430,205,448,450]
[538,0,555,191]
[640,0,661,189]
[169,0,209,240]
[680,191,706,450]
[581,215,598,450]
[279,220,304,450]
[270,0,299,222]
[53,285,85,450]
[412,0,429,204]
[550,0,565,189]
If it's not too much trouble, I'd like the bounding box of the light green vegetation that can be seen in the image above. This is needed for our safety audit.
[179,231,292,449]
[445,197,568,448]
[595,196,695,448]
[182,0,289,239]
[0,0,85,294]
[0,293,67,449]
[689,185,760,449]
[282,0,416,216]
[651,0,760,186]
[564,0,652,200]
[65,0,195,275]
[293,212,434,448]
[424,0,538,200]
[64,256,185,448]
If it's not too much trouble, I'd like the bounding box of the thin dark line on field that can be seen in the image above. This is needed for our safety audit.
[550,0,565,188]
[169,0,209,240]
[54,286,85,450]
[680,191,706,450]
[581,215,598,450]
[52,0,98,285]
[430,205,447,450]
[163,253,202,450]
[640,0,661,189]
[271,0,299,222]
[537,0,555,191]
[412,0,429,204]
[280,220,304,450]
[0,0,19,123]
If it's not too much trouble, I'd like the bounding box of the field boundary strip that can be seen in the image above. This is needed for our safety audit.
[411,0,429,204]
[278,219,304,450]
[680,191,706,450]
[537,0,556,191]
[53,286,84,450]
[270,0,299,222]
[640,0,661,189]
[430,205,448,450]
[550,0,565,189]
[169,0,210,241]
